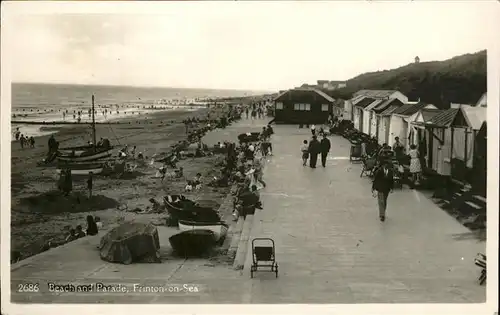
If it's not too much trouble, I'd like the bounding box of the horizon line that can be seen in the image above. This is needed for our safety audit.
[11,81,277,94]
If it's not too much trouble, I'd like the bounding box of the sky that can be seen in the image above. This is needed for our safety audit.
[3,1,498,92]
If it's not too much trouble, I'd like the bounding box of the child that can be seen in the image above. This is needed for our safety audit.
[301,140,309,166]
[87,172,93,198]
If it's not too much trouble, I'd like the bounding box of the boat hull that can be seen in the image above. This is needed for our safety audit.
[169,230,216,256]
[56,167,103,175]
[57,149,112,162]
[178,220,229,242]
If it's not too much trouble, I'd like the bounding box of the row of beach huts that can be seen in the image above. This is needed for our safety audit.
[272,88,487,201]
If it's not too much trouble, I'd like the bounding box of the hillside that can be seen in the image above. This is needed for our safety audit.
[324,50,486,108]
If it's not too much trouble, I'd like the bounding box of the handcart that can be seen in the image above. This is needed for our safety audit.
[474,253,486,285]
[250,238,278,278]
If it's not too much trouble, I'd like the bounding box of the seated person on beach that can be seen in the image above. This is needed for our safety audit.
[86,215,98,236]
[65,229,77,242]
[75,225,86,238]
[95,216,103,229]
[190,173,202,189]
[174,166,184,178]
[235,185,262,219]
[244,145,255,160]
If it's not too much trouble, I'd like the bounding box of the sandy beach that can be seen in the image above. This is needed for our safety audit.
[10,106,236,262]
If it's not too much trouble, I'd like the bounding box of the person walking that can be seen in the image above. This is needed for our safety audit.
[301,140,309,166]
[308,135,321,168]
[87,172,93,199]
[320,134,331,167]
[371,160,394,221]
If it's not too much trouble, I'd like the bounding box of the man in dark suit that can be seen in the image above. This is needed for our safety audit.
[372,160,394,221]
[320,134,331,167]
[308,135,321,168]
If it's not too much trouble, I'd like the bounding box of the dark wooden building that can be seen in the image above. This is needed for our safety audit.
[273,88,335,124]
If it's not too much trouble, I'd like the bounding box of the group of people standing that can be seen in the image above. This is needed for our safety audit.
[14,127,36,149]
[245,103,268,119]
[301,127,331,168]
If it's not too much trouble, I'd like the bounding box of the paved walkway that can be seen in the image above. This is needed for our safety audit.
[9,120,486,304]
[243,125,486,303]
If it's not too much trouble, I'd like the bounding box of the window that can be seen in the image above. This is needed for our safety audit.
[321,104,329,111]
[276,102,283,110]
[294,103,311,111]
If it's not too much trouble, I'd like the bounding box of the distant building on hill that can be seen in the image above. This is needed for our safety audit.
[316,80,347,91]
[415,56,420,64]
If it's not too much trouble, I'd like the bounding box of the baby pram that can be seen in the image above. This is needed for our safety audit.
[250,238,278,278]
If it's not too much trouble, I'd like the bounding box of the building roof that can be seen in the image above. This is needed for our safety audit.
[274,88,335,103]
[476,92,487,107]
[373,98,404,114]
[353,89,399,99]
[351,95,367,105]
[461,106,486,130]
[392,102,428,116]
[330,80,345,84]
[427,108,459,127]
[317,80,329,84]
[364,99,384,111]
[380,105,401,116]
[420,109,442,122]
[354,97,377,109]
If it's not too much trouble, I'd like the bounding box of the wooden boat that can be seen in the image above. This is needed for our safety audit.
[57,147,112,162]
[56,162,105,175]
[238,132,261,143]
[56,95,114,162]
[178,220,229,242]
[163,195,222,225]
[169,230,216,257]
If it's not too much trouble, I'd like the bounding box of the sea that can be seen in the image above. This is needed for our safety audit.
[10,83,268,139]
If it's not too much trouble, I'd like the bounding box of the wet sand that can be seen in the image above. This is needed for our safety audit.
[10,107,234,262]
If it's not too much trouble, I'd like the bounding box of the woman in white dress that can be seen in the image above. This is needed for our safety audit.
[409,144,422,187]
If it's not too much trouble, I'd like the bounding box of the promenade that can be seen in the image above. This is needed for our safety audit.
[9,119,485,304]
[243,124,486,303]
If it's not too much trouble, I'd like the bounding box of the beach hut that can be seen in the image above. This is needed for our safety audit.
[352,97,376,132]
[411,108,458,175]
[388,102,437,149]
[345,94,369,123]
[273,88,335,124]
[377,105,401,146]
[350,90,408,135]
[373,99,404,145]
[369,98,405,142]
[473,121,487,196]
[449,105,487,184]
